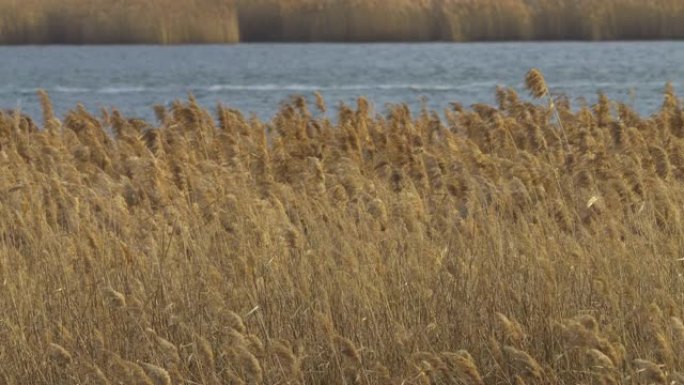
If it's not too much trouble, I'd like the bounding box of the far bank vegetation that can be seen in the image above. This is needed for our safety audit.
[0,0,683,44]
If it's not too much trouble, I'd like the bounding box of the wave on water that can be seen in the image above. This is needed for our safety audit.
[53,86,90,93]
[97,86,149,94]
[11,86,155,95]
[205,84,320,92]
[2,82,504,96]
[200,83,500,92]
[6,81,674,98]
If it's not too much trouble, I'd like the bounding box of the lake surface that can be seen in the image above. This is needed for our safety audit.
[0,42,683,122]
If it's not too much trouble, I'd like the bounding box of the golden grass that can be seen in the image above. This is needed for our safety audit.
[1,0,684,43]
[2,71,684,385]
[0,0,240,44]
[236,0,684,41]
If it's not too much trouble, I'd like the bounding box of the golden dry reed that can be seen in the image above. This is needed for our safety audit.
[238,0,684,42]
[0,0,240,44]
[1,0,684,43]
[2,71,684,385]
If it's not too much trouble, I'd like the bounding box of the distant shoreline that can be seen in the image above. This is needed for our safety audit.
[1,0,683,45]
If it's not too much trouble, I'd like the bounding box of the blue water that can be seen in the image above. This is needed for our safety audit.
[0,42,683,121]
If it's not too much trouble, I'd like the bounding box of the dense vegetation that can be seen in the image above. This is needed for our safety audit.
[236,0,684,41]
[1,0,684,43]
[2,71,684,385]
[0,0,240,44]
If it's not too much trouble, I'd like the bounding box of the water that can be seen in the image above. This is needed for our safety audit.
[0,42,683,122]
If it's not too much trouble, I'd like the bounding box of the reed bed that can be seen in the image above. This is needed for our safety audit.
[1,0,683,43]
[1,71,684,385]
[0,0,240,44]
[238,0,684,42]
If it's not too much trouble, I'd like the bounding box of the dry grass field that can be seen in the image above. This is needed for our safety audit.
[1,70,684,384]
[0,0,683,43]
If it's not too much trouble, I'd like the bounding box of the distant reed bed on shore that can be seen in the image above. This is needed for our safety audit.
[0,0,683,44]
[237,0,684,42]
[0,0,240,44]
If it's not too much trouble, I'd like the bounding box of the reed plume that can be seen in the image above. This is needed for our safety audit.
[525,68,548,99]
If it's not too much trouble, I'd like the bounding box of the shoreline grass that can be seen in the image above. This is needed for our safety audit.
[1,0,683,44]
[0,0,240,45]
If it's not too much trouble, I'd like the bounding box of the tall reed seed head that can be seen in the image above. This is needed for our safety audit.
[525,68,548,99]
[139,362,172,385]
